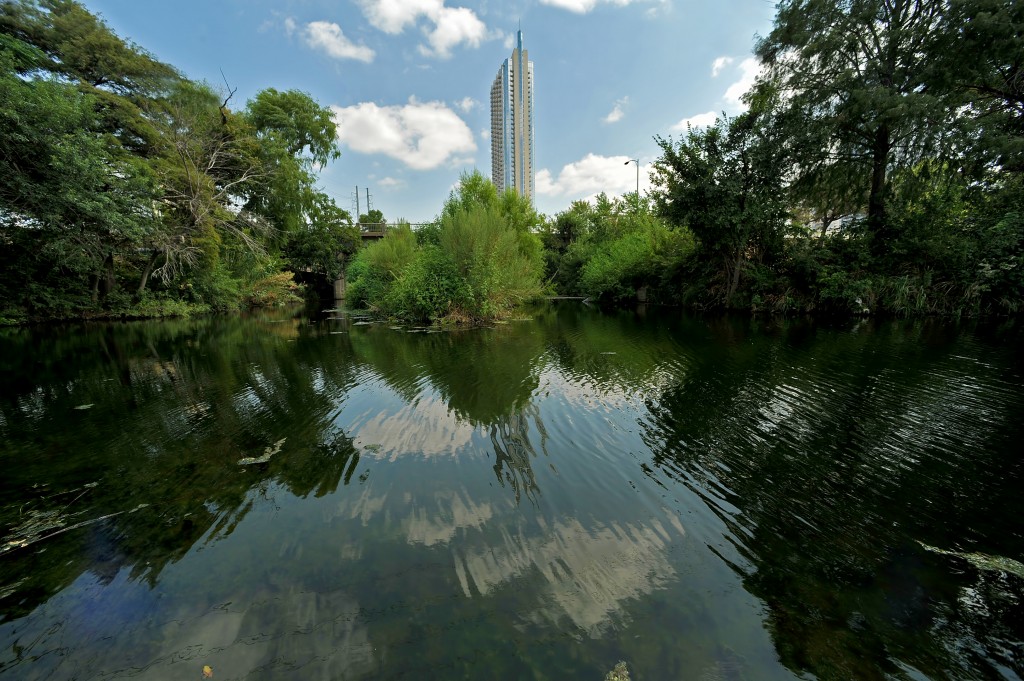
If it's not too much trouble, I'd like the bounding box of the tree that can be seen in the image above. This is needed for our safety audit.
[0,36,157,310]
[284,192,358,282]
[756,0,952,255]
[938,0,1024,172]
[246,88,339,165]
[243,88,341,236]
[347,172,544,322]
[140,80,269,295]
[652,112,788,305]
[1,0,180,155]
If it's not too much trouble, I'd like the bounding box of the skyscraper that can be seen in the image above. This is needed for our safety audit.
[490,30,534,201]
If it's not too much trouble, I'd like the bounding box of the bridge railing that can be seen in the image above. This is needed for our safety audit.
[358,222,435,237]
[359,222,388,235]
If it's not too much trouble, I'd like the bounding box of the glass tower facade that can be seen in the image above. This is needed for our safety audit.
[490,30,534,200]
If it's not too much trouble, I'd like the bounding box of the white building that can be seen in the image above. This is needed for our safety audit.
[490,30,535,200]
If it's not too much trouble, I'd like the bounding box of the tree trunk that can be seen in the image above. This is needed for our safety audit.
[99,253,116,301]
[136,249,162,299]
[724,251,744,306]
[868,123,891,255]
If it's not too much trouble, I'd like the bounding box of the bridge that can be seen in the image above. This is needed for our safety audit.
[358,223,432,239]
[359,223,388,239]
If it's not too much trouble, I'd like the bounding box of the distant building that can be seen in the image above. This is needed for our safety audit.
[490,30,535,200]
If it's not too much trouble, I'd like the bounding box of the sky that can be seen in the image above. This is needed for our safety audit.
[83,0,779,222]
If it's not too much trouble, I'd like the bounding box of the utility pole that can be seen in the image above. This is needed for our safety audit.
[365,188,373,215]
[354,186,360,222]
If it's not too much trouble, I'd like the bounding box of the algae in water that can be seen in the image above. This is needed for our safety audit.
[918,541,1024,579]
[238,438,286,466]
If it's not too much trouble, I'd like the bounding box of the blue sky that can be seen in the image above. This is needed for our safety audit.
[84,0,777,222]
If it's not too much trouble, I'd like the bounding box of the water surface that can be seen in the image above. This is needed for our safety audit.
[1,304,1022,680]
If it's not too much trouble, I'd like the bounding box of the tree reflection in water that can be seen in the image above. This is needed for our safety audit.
[0,306,1021,680]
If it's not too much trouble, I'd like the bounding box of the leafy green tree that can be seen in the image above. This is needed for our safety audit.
[437,203,542,319]
[347,173,543,322]
[283,192,358,282]
[577,217,695,304]
[140,81,265,298]
[345,225,418,310]
[244,88,341,236]
[358,209,385,225]
[652,112,788,305]
[755,0,953,255]
[246,88,339,165]
[1,0,179,156]
[938,0,1024,172]
[540,201,591,290]
[0,39,156,312]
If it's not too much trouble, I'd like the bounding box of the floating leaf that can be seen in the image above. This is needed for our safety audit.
[202,665,213,678]
[73,404,94,410]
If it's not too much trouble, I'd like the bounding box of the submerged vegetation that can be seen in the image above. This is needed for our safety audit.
[1,0,1022,324]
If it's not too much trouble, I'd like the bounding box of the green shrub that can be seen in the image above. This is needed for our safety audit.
[382,246,471,320]
[816,266,873,313]
[188,262,243,311]
[578,220,695,304]
[345,226,417,311]
[439,204,543,319]
[246,271,304,307]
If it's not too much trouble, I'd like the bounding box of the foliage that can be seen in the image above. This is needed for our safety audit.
[358,209,385,226]
[3,0,1023,322]
[652,111,788,305]
[345,226,417,311]
[755,0,957,255]
[438,203,543,319]
[347,173,543,323]
[245,271,304,307]
[0,0,350,322]
[382,245,471,320]
[283,192,358,281]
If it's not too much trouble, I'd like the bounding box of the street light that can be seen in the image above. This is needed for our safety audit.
[624,158,639,199]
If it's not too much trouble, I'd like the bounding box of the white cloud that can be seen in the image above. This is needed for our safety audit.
[304,21,375,62]
[711,56,733,77]
[539,0,597,12]
[357,0,443,34]
[480,129,491,140]
[670,111,717,131]
[455,97,479,112]
[379,177,404,188]
[537,153,653,199]
[357,0,489,57]
[420,6,488,58]
[723,57,762,109]
[332,98,476,170]
[503,33,515,50]
[538,0,647,14]
[603,96,629,124]
[283,16,298,37]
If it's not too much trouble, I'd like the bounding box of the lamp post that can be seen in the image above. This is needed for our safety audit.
[624,158,639,199]
[624,158,639,209]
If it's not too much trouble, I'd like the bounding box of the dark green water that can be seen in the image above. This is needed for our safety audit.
[1,303,1022,680]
